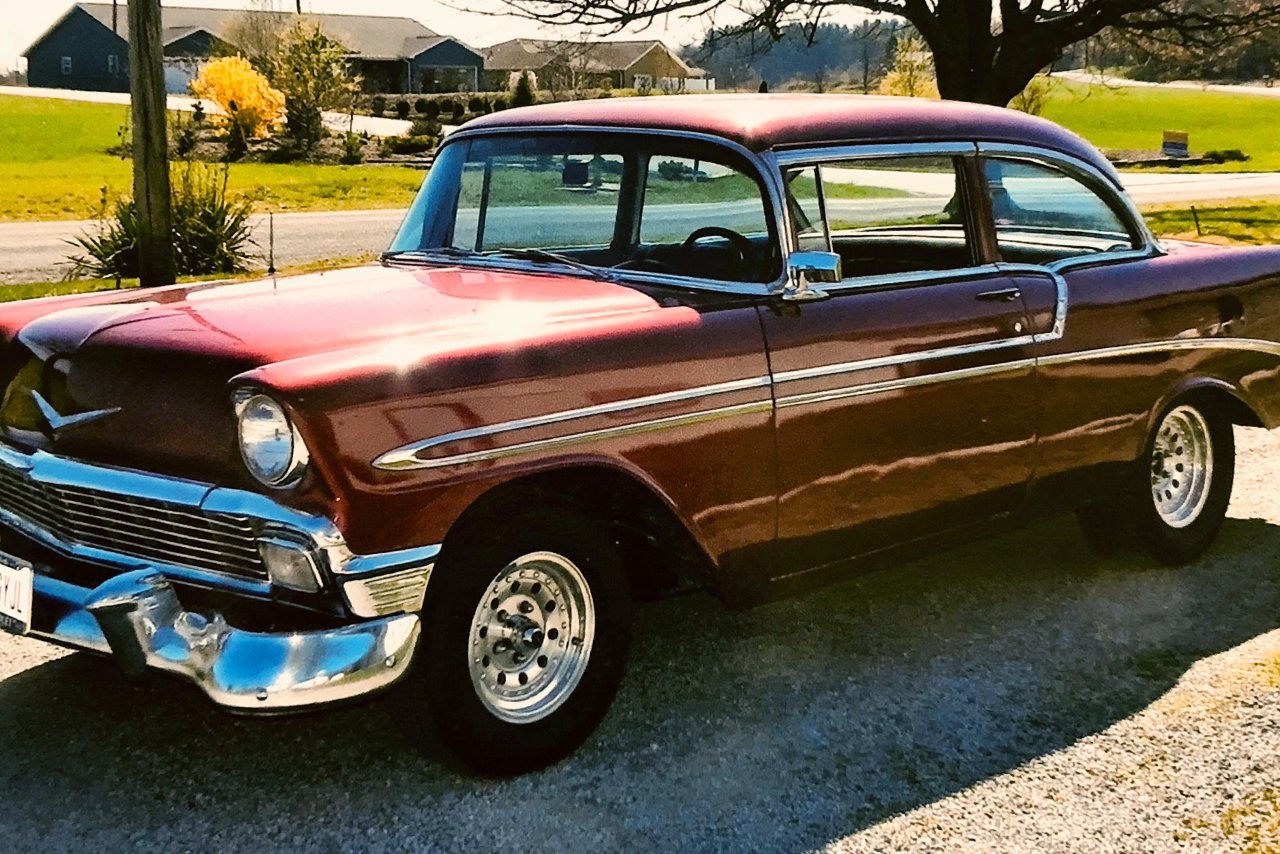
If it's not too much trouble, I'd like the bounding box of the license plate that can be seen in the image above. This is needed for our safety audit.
[0,556,33,636]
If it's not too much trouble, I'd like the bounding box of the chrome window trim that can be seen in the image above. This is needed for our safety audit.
[974,142,1161,253]
[774,142,979,167]
[373,376,773,471]
[419,125,793,297]
[772,329,1039,385]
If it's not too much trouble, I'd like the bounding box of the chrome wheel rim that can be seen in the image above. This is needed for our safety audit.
[1151,405,1213,529]
[467,551,595,724]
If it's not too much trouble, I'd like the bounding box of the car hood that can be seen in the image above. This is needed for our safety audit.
[0,264,667,484]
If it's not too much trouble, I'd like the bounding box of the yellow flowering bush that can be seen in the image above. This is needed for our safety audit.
[190,56,285,141]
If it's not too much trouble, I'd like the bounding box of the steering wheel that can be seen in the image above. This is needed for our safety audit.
[681,226,752,274]
[614,257,675,274]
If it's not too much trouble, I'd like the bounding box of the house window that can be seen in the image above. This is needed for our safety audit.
[60,57,72,75]
[107,55,119,74]
[633,73,653,90]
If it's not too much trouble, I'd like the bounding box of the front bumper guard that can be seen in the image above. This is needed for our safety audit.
[32,568,420,711]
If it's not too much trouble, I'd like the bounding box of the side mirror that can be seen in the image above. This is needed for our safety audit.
[783,251,841,301]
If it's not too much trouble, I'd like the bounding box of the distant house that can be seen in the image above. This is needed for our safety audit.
[22,3,483,94]
[483,39,712,92]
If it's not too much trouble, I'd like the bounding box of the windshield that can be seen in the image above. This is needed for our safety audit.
[388,132,780,284]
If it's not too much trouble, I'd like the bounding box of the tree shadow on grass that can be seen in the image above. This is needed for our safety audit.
[2,513,1279,852]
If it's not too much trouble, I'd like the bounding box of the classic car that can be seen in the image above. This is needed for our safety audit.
[2,94,1279,774]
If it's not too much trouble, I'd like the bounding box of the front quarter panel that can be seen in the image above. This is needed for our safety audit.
[236,295,776,576]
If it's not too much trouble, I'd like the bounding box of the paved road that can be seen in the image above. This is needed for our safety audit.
[2,427,1279,851]
[7,167,1280,283]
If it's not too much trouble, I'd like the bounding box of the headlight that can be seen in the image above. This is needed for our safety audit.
[235,392,309,487]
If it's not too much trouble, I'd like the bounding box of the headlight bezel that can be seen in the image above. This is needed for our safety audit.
[233,389,310,488]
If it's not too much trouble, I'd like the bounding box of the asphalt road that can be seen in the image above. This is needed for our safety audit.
[5,170,1280,284]
[3,428,1280,852]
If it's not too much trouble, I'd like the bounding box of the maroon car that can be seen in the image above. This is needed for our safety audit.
[2,94,1279,773]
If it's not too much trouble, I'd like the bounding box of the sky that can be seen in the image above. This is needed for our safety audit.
[1,0,754,71]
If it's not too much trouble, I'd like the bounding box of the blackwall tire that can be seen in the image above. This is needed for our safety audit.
[397,505,631,775]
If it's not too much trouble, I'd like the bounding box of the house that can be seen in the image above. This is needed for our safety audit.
[22,3,484,94]
[483,39,712,92]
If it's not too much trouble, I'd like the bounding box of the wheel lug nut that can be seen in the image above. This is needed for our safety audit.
[518,601,534,614]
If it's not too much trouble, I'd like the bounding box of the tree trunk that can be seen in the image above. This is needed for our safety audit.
[127,0,176,286]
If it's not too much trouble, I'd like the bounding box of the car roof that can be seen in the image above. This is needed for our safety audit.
[463,93,1121,186]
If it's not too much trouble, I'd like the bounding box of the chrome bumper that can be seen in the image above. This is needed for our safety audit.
[28,568,420,711]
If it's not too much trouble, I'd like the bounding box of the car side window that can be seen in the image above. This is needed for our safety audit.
[784,156,974,280]
[981,157,1140,264]
[637,155,775,282]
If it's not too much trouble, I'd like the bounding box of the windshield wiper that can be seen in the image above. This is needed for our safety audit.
[381,247,477,264]
[483,248,618,283]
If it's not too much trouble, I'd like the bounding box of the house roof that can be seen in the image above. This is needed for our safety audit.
[30,3,445,60]
[483,38,701,76]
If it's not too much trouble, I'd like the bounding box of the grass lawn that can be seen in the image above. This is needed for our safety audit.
[0,95,425,222]
[1141,198,1280,244]
[1041,80,1280,172]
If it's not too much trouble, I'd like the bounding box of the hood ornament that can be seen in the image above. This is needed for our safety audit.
[30,390,120,437]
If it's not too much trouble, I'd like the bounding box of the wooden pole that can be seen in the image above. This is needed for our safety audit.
[127,0,176,286]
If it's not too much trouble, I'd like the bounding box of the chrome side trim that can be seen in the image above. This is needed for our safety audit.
[376,400,773,471]
[773,333,1039,385]
[373,376,772,471]
[1036,337,1280,366]
[776,358,1037,408]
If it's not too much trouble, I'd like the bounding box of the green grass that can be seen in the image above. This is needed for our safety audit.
[1042,80,1280,172]
[1141,199,1280,244]
[0,95,425,221]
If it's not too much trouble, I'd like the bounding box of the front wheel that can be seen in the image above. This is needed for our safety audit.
[398,505,631,775]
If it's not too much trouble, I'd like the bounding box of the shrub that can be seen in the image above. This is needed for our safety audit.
[1205,149,1250,164]
[490,95,507,112]
[513,72,536,107]
[468,95,486,114]
[878,36,939,99]
[340,132,364,165]
[395,98,411,120]
[370,95,386,116]
[438,97,458,113]
[66,162,255,279]
[425,99,441,120]
[380,135,437,156]
[1010,75,1053,116]
[450,102,465,123]
[409,117,442,137]
[190,56,284,141]
[269,22,360,152]
[415,97,430,114]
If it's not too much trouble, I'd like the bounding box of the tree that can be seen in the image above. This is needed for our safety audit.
[127,0,175,286]
[490,1,1280,105]
[513,71,536,107]
[191,56,286,157]
[269,21,361,151]
[223,1,290,72]
[877,34,939,98]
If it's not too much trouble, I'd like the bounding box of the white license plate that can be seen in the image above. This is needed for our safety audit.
[0,557,33,635]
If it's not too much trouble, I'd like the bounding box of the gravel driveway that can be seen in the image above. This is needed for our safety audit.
[3,429,1280,852]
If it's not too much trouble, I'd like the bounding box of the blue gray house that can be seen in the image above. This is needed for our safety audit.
[23,3,485,94]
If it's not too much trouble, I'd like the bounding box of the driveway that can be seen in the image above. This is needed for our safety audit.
[2,428,1280,851]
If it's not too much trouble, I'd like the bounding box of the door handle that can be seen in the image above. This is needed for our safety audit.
[976,288,1022,303]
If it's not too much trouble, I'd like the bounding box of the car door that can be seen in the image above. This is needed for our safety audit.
[970,147,1163,511]
[758,148,1056,577]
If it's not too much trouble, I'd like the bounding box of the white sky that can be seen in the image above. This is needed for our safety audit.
[2,0,754,71]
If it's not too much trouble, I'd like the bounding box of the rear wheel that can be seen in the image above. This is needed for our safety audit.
[1077,398,1234,564]
[397,505,631,774]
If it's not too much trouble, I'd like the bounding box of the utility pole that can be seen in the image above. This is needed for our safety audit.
[127,0,176,286]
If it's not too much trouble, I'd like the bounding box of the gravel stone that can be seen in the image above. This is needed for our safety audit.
[3,428,1280,852]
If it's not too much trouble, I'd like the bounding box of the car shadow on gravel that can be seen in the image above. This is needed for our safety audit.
[2,513,1279,853]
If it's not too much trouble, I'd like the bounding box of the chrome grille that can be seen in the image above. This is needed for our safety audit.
[0,463,266,580]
